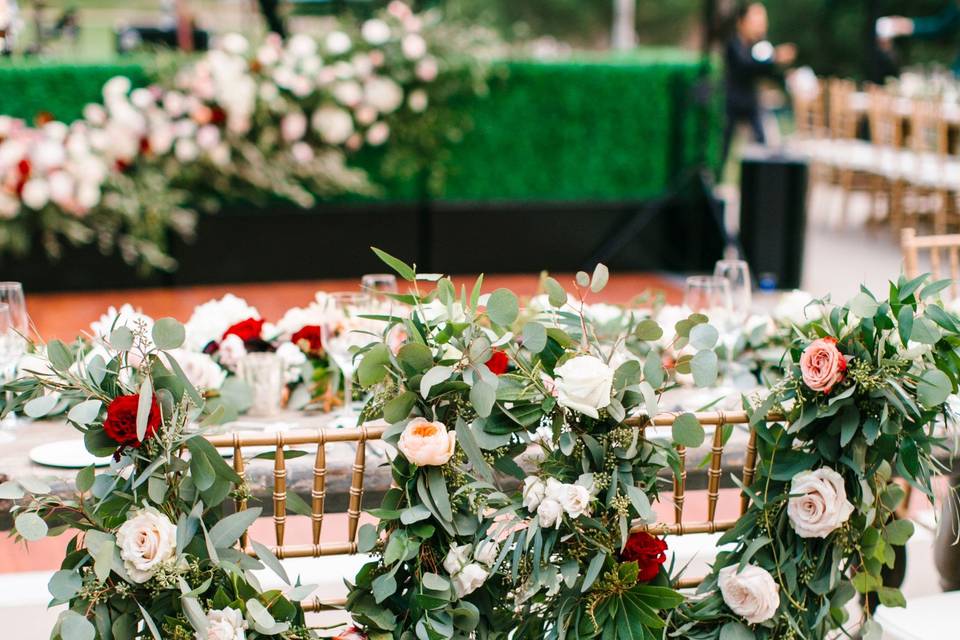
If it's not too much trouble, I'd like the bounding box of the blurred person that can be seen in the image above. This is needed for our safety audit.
[880,3,960,75]
[0,0,19,55]
[722,2,796,171]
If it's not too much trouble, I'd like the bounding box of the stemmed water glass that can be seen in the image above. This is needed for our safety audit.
[713,260,752,323]
[683,276,732,318]
[361,273,398,295]
[0,303,22,443]
[322,292,379,425]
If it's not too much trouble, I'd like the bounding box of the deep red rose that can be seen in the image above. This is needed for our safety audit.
[621,532,668,583]
[485,348,509,375]
[333,627,366,640]
[223,317,265,343]
[103,394,161,449]
[292,325,323,355]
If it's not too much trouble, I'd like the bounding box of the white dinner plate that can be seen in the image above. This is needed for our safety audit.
[29,440,111,468]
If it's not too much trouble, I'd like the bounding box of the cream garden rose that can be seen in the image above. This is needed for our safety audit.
[202,607,247,640]
[800,337,847,393]
[553,355,614,419]
[452,563,489,598]
[115,506,177,583]
[522,476,546,510]
[718,564,780,624]
[787,467,855,538]
[397,418,456,466]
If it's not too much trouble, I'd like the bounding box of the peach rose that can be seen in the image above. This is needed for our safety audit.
[800,337,847,393]
[397,418,456,466]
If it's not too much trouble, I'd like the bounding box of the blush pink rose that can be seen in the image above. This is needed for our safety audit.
[800,337,847,394]
[397,417,456,466]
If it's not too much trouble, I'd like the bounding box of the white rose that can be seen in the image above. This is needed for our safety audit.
[83,103,108,126]
[787,467,855,538]
[287,34,317,58]
[773,290,822,326]
[364,77,404,114]
[175,138,199,162]
[280,112,307,142]
[32,139,66,171]
[312,106,354,145]
[365,121,390,146]
[48,171,74,206]
[474,540,499,566]
[451,562,488,598]
[76,182,101,209]
[291,142,314,163]
[654,305,692,349]
[115,506,177,583]
[402,33,427,60]
[21,179,50,209]
[416,57,439,82]
[522,476,546,511]
[443,543,472,576]
[362,19,391,45]
[219,33,249,56]
[130,88,154,110]
[537,498,563,529]
[168,349,225,391]
[103,75,132,101]
[557,483,591,519]
[332,81,363,107]
[276,341,307,383]
[408,88,428,113]
[326,31,352,55]
[195,125,220,150]
[217,334,247,370]
[201,606,247,640]
[553,355,614,419]
[718,564,780,625]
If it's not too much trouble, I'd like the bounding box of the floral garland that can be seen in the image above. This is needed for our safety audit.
[343,253,723,638]
[671,276,958,639]
[4,317,316,639]
[0,1,494,270]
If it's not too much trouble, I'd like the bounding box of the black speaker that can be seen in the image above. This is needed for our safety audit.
[738,147,809,290]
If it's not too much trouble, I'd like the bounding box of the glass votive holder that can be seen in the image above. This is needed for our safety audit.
[238,352,284,417]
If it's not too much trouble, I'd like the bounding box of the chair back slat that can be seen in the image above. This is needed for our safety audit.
[674,445,687,525]
[274,438,287,547]
[741,429,759,514]
[706,421,725,521]
[232,435,249,550]
[347,427,369,543]
[311,430,327,546]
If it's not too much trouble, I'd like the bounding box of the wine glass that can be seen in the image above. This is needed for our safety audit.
[713,260,752,323]
[322,292,378,424]
[0,304,18,443]
[683,276,732,317]
[361,273,398,295]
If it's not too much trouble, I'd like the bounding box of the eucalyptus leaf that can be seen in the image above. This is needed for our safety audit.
[208,508,262,549]
[522,321,547,353]
[15,512,48,541]
[152,317,186,350]
[487,289,519,326]
[672,413,705,448]
[67,399,102,426]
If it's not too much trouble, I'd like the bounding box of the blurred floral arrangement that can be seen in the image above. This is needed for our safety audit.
[3,316,318,639]
[0,1,495,271]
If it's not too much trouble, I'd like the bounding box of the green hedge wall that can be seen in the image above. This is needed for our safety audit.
[0,53,719,203]
[436,56,719,201]
[0,60,151,124]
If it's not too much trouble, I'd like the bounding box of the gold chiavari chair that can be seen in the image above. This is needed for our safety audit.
[626,410,769,589]
[902,227,960,300]
[205,424,385,611]
[826,79,883,227]
[867,87,906,229]
[900,99,952,233]
[203,411,770,609]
